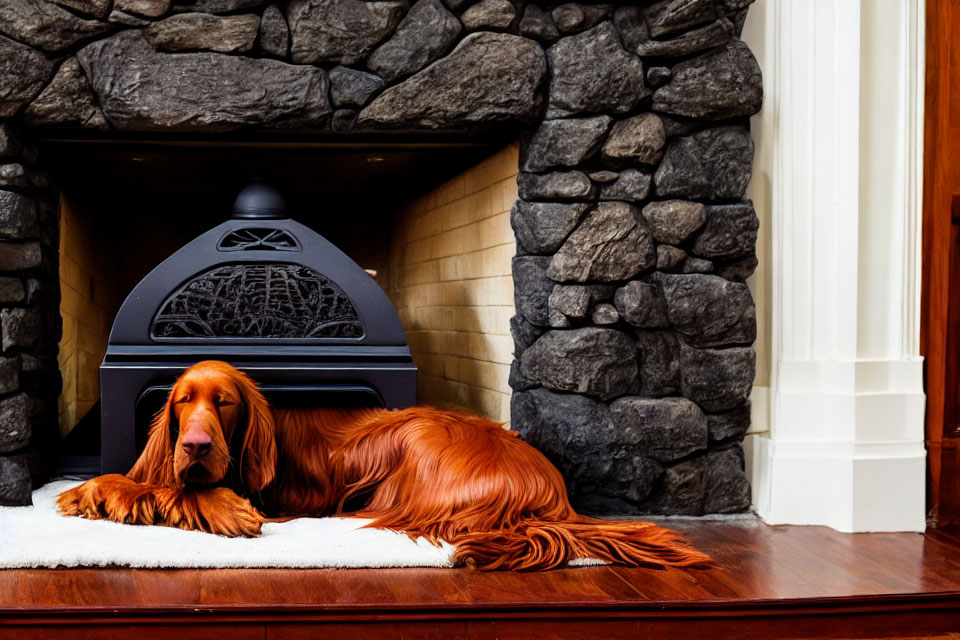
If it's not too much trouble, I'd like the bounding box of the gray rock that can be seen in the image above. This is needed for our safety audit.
[617,6,734,58]
[598,169,651,202]
[510,313,544,351]
[366,0,461,83]
[511,387,663,506]
[654,126,754,201]
[549,284,592,321]
[24,57,108,129]
[52,0,111,19]
[508,358,536,391]
[520,327,638,400]
[654,273,755,347]
[329,66,384,109]
[714,253,758,281]
[442,0,468,9]
[1,307,39,352]
[646,66,672,87]
[519,4,558,42]
[259,5,289,58]
[657,245,687,271]
[614,281,668,329]
[359,32,546,129]
[0,454,32,506]
[172,0,265,13]
[546,21,648,118]
[641,200,706,245]
[460,0,514,30]
[551,3,611,34]
[681,257,713,273]
[78,31,331,132]
[0,164,34,190]
[641,0,716,39]
[0,394,29,453]
[115,0,171,17]
[591,303,619,325]
[108,9,153,26]
[287,0,406,65]
[703,446,751,513]
[520,117,612,172]
[0,35,54,118]
[609,396,708,462]
[145,13,260,53]
[0,0,112,53]
[0,278,25,303]
[512,255,553,326]
[548,202,655,282]
[20,354,39,373]
[0,126,22,159]
[602,113,665,166]
[653,455,707,515]
[653,40,763,120]
[511,201,589,255]
[680,343,755,411]
[0,356,18,395]
[0,192,38,240]
[0,243,41,271]
[588,170,618,183]
[707,402,750,442]
[690,202,759,259]
[517,171,595,201]
[636,329,680,396]
[330,108,357,132]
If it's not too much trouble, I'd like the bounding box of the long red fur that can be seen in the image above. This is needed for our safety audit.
[58,361,711,571]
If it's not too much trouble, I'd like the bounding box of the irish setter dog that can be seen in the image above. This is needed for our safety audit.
[58,360,710,570]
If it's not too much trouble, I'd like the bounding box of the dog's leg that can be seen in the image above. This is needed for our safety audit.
[154,486,264,537]
[57,474,161,525]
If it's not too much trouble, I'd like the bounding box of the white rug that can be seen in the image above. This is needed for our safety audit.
[0,480,457,569]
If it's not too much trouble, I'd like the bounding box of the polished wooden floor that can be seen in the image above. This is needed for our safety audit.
[4,519,960,639]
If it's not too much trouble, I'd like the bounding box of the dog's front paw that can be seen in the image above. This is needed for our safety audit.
[57,475,158,525]
[158,487,264,537]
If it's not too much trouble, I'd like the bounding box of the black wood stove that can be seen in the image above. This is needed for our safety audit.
[99,183,417,474]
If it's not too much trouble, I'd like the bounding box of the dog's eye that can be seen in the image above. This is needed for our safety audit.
[215,397,236,407]
[173,396,189,405]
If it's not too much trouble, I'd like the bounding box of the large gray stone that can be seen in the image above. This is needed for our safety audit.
[0,278,25,304]
[52,0,111,19]
[616,6,733,58]
[707,402,750,443]
[1,307,39,352]
[258,4,290,57]
[0,356,18,395]
[517,171,595,201]
[512,255,553,327]
[690,202,759,259]
[598,169,651,202]
[511,387,663,507]
[115,0,170,17]
[145,13,260,53]
[366,0,461,83]
[609,396,708,462]
[0,35,54,118]
[654,273,756,347]
[654,126,754,201]
[641,0,716,39]
[653,455,707,515]
[520,117,611,172]
[511,201,589,255]
[548,285,592,323]
[0,0,112,53]
[641,200,706,245]
[0,454,32,506]
[287,0,406,65]
[0,243,41,271]
[519,4,559,42]
[703,446,751,513]
[551,3,611,34]
[358,33,546,129]
[23,57,108,129]
[614,281,668,329]
[0,394,29,453]
[546,21,648,118]
[635,329,680,396]
[0,192,38,240]
[510,313,544,352]
[653,40,763,120]
[329,66,384,109]
[78,31,331,132]
[460,0,514,30]
[680,343,755,411]
[657,245,687,272]
[601,113,665,166]
[520,327,638,400]
[547,202,655,283]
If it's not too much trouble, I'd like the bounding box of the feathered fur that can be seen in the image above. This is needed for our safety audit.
[58,361,711,571]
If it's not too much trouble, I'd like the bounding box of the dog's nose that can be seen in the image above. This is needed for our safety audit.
[182,430,212,458]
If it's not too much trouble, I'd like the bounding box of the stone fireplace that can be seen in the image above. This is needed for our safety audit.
[0,0,762,516]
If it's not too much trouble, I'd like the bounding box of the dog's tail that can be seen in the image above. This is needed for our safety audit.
[448,517,711,571]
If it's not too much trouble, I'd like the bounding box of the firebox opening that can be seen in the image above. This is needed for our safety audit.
[45,138,519,467]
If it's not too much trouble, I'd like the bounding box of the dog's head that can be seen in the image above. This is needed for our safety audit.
[127,361,277,492]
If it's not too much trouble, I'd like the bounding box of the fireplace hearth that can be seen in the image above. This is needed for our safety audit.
[0,0,762,516]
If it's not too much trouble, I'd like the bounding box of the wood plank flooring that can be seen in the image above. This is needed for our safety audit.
[3,520,960,638]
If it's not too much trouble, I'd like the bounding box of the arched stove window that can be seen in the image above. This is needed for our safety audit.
[217,228,301,252]
[150,262,364,340]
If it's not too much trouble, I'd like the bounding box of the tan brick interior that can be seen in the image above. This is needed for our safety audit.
[57,196,117,437]
[388,143,518,423]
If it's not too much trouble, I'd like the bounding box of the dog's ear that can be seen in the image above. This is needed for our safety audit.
[127,385,178,486]
[232,369,278,492]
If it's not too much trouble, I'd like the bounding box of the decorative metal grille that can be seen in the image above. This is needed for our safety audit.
[217,228,301,251]
[151,263,364,339]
